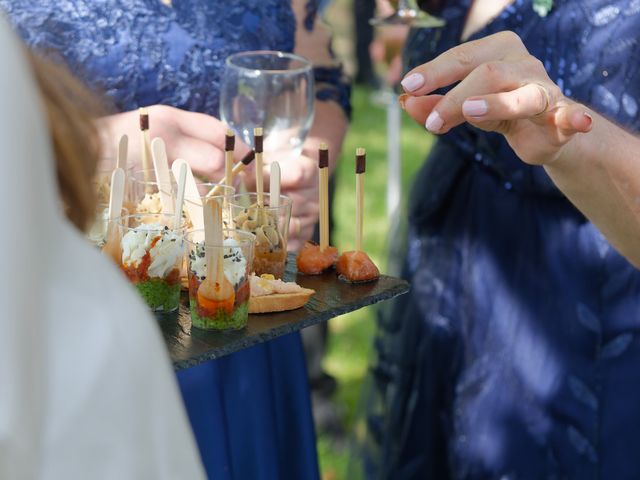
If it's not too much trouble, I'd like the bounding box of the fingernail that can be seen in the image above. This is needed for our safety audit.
[463,99,488,117]
[425,110,444,132]
[401,73,425,92]
[398,94,409,110]
[583,111,593,128]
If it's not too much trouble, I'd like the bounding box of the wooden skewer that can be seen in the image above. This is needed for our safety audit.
[151,137,175,215]
[355,148,366,252]
[206,151,255,197]
[254,127,264,208]
[270,162,281,209]
[225,130,234,191]
[319,143,329,251]
[139,107,152,193]
[225,130,234,209]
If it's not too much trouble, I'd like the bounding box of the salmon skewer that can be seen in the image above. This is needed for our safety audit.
[336,148,379,283]
[296,143,339,274]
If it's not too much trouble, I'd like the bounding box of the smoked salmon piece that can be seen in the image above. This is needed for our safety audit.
[296,241,338,275]
[336,250,380,283]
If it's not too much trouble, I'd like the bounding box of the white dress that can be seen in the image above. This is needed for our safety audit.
[0,18,205,480]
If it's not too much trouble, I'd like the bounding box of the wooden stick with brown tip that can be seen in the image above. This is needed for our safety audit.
[319,143,330,251]
[139,107,152,193]
[355,148,366,252]
[224,130,234,208]
[254,127,264,208]
[206,151,255,198]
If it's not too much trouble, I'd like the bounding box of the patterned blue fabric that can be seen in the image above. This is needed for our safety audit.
[0,1,334,478]
[0,0,349,117]
[366,1,640,478]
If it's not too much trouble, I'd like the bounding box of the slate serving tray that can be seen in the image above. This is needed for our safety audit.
[158,254,410,370]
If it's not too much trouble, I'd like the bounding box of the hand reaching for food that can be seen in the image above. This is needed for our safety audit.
[97,104,251,180]
[399,31,594,167]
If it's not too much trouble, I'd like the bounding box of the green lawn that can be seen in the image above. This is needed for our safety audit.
[317,85,433,479]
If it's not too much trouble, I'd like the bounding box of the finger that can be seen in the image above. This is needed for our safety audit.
[553,104,594,135]
[169,107,252,162]
[461,88,593,137]
[171,136,225,181]
[422,58,550,134]
[279,155,317,189]
[400,94,443,126]
[285,187,319,218]
[462,83,552,122]
[400,31,528,96]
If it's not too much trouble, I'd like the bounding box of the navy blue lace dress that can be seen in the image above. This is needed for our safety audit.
[365,1,640,478]
[0,2,348,479]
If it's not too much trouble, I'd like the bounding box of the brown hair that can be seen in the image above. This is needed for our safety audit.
[27,51,104,231]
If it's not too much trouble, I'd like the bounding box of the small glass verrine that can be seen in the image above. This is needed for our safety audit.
[185,229,255,330]
[87,203,129,248]
[229,193,292,279]
[116,213,187,312]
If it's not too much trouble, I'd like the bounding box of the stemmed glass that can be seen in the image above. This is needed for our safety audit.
[220,51,315,164]
[369,0,445,27]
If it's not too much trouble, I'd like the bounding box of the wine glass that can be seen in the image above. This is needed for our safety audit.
[369,0,445,28]
[220,51,315,164]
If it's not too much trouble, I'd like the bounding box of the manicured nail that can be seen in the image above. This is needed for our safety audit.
[583,111,593,128]
[398,94,409,110]
[401,73,425,92]
[463,99,488,117]
[425,110,444,132]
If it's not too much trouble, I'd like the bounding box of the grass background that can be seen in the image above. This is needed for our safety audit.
[311,2,435,478]
[316,85,432,478]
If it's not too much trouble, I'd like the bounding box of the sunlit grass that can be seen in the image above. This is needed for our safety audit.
[317,85,432,479]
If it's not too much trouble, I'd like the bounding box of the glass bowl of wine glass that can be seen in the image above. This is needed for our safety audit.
[220,51,314,164]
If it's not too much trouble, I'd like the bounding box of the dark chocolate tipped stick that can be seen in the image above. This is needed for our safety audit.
[355,147,366,252]
[254,127,264,207]
[224,130,234,206]
[319,143,330,250]
[206,151,255,198]
[139,107,152,192]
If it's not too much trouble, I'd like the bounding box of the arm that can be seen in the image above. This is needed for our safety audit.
[399,30,640,267]
[545,114,640,267]
[292,0,349,173]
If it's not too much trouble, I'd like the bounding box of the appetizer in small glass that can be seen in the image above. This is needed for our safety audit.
[230,193,291,279]
[117,213,186,312]
[185,229,255,330]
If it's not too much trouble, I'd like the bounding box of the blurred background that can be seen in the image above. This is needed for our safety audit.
[314,1,433,478]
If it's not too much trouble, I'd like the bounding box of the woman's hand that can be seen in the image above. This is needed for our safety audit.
[97,104,251,180]
[399,31,594,166]
[241,153,319,251]
[280,154,319,251]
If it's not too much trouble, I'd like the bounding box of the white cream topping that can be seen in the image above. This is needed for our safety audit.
[121,223,184,278]
[189,238,247,287]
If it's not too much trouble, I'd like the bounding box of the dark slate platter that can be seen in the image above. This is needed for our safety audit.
[158,254,410,370]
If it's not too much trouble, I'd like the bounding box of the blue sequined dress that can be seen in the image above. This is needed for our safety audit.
[0,2,348,479]
[365,1,640,478]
